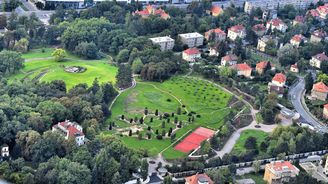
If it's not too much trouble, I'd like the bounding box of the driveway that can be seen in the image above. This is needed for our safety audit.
[288,77,328,133]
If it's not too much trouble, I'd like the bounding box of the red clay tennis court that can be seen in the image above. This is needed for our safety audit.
[174,127,215,153]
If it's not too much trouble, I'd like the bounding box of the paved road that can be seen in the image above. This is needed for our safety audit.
[288,77,328,133]
[20,0,38,11]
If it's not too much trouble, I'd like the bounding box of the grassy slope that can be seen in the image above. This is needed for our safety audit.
[105,77,232,159]
[10,49,117,89]
[232,130,269,155]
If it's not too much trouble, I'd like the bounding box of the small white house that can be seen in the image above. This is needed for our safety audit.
[52,120,85,146]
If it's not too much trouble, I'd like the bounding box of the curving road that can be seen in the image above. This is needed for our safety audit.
[288,77,328,133]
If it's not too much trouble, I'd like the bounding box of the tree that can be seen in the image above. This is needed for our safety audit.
[0,50,24,76]
[116,64,132,89]
[252,160,261,173]
[4,0,21,12]
[116,49,130,63]
[140,159,148,180]
[52,48,66,62]
[0,15,7,29]
[132,58,144,74]
[305,73,314,92]
[14,38,29,53]
[111,172,122,184]
[244,136,257,149]
[74,41,99,59]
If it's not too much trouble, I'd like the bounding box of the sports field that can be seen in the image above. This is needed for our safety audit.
[9,49,117,89]
[105,77,233,159]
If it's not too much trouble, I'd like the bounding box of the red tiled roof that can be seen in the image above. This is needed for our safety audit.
[222,54,238,61]
[206,28,226,36]
[185,173,214,184]
[291,63,298,69]
[59,122,84,137]
[312,29,327,38]
[317,4,328,14]
[135,5,169,19]
[135,9,150,16]
[324,104,328,109]
[228,25,245,33]
[294,15,305,23]
[183,48,200,55]
[211,5,223,15]
[252,24,266,32]
[268,18,285,27]
[256,61,269,69]
[291,34,305,42]
[272,73,286,83]
[313,82,328,93]
[313,52,328,61]
[234,63,252,71]
[269,161,297,172]
[308,9,320,17]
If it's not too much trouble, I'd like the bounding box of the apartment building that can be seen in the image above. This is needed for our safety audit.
[149,36,175,51]
[244,0,319,14]
[178,32,204,48]
[263,161,299,184]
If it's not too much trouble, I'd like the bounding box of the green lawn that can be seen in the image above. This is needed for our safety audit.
[232,130,269,155]
[10,57,117,89]
[104,76,233,160]
[236,173,266,184]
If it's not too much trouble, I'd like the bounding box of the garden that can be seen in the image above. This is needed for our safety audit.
[104,77,234,160]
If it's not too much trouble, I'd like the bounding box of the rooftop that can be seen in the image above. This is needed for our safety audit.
[268,18,286,27]
[268,161,297,172]
[222,54,238,61]
[256,61,269,69]
[183,48,200,55]
[229,25,245,33]
[313,82,328,93]
[149,36,174,43]
[313,52,328,61]
[272,73,286,83]
[233,63,252,71]
[179,32,204,38]
[185,173,214,184]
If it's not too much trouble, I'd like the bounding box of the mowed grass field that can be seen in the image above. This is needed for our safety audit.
[10,49,117,89]
[104,77,233,160]
[232,130,269,155]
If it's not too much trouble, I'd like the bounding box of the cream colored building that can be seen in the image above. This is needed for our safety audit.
[257,36,277,52]
[310,30,327,43]
[323,104,328,119]
[310,52,328,69]
[266,18,288,33]
[149,36,175,51]
[263,161,299,184]
[182,48,201,62]
[178,32,204,48]
[311,82,328,101]
[227,25,246,41]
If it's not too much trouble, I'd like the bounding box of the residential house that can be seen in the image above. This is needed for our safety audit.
[257,35,278,52]
[266,18,288,33]
[52,120,85,146]
[263,161,299,184]
[290,64,299,73]
[323,104,328,119]
[252,24,266,37]
[227,25,246,41]
[310,52,328,69]
[179,32,204,48]
[209,47,219,56]
[293,15,305,26]
[311,82,328,101]
[185,173,214,184]
[256,61,271,74]
[310,29,327,43]
[307,9,320,18]
[209,5,223,17]
[205,28,226,42]
[317,4,328,19]
[149,36,175,51]
[221,54,238,66]
[182,48,201,62]
[290,34,307,47]
[134,5,170,19]
[268,73,286,97]
[231,63,252,78]
[0,144,9,161]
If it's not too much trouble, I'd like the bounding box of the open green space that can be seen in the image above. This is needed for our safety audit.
[236,173,266,184]
[104,77,233,159]
[10,49,117,89]
[232,130,269,155]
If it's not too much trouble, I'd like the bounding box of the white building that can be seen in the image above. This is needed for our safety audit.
[227,25,246,41]
[182,48,201,62]
[149,36,175,51]
[310,52,328,69]
[52,120,85,146]
[1,144,9,158]
[178,32,204,48]
[266,18,288,33]
[244,0,319,14]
